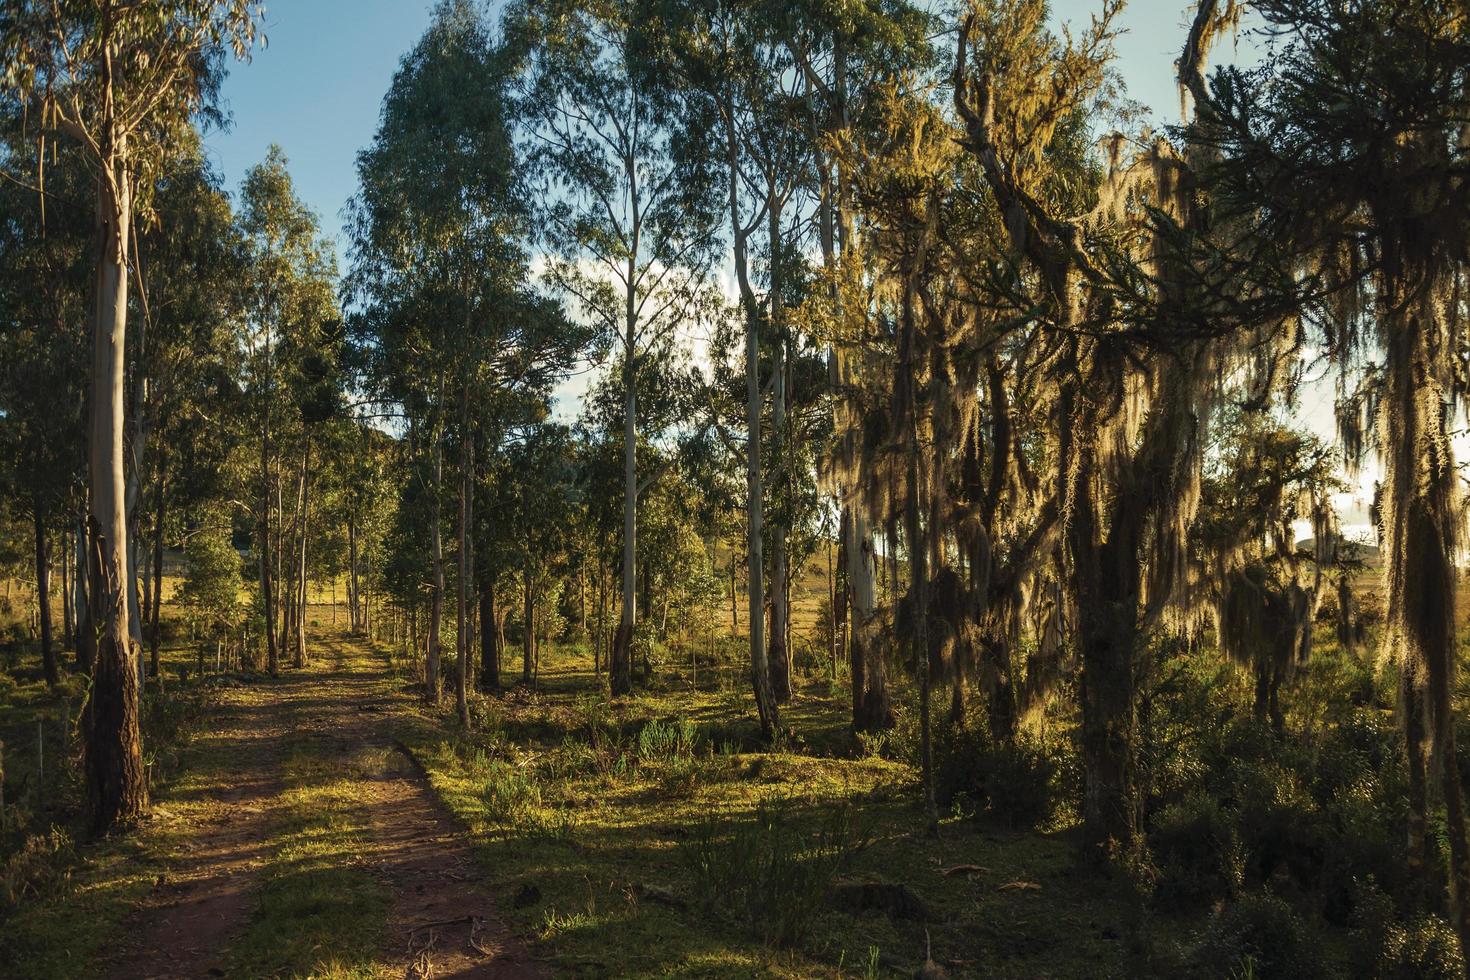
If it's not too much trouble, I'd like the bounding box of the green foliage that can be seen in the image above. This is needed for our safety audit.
[480,759,542,825]
[682,801,862,947]
[1190,892,1321,980]
[636,717,702,764]
[1375,915,1466,980]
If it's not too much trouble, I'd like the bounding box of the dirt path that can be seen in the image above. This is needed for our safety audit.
[106,632,536,979]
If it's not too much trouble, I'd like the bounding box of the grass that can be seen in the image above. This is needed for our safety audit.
[223,742,392,978]
[394,640,1143,978]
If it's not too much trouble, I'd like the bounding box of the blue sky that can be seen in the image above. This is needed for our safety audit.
[205,0,1217,255]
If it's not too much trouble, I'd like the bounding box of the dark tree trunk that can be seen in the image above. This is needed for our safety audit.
[75,504,94,674]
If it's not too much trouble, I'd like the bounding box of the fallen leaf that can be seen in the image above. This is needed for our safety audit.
[997,880,1041,892]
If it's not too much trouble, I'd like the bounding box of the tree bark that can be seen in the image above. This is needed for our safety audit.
[347,513,360,632]
[610,313,637,696]
[294,442,309,668]
[75,503,94,673]
[767,183,792,704]
[522,562,535,685]
[479,585,500,691]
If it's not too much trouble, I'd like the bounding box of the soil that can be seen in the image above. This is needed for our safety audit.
[105,634,536,979]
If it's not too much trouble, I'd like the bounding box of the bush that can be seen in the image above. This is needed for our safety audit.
[682,801,862,946]
[1190,891,1322,980]
[933,723,1059,830]
[1150,793,1244,909]
[1375,915,1465,980]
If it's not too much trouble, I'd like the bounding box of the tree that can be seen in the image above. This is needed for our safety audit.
[1,0,261,833]
[350,0,588,721]
[509,0,721,698]
[237,146,338,677]
[1187,0,1470,957]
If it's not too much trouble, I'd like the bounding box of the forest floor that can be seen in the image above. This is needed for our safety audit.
[3,615,1165,979]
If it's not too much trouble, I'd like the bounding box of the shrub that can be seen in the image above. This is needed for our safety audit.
[1375,915,1465,980]
[933,723,1059,829]
[1150,793,1244,909]
[682,801,862,946]
[1189,892,1321,980]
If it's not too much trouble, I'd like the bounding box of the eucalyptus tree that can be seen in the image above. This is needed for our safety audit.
[779,0,931,733]
[238,147,339,677]
[351,0,587,720]
[507,0,722,698]
[0,0,261,833]
[660,0,795,734]
[0,125,91,690]
[131,142,243,677]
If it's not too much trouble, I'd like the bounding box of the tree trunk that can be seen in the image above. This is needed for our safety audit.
[83,161,147,834]
[455,387,472,728]
[1382,296,1470,962]
[149,475,165,678]
[767,183,792,704]
[258,410,277,676]
[347,513,360,632]
[294,443,309,668]
[610,326,637,696]
[61,526,74,652]
[427,424,444,700]
[76,503,94,673]
[522,563,535,685]
[34,502,58,689]
[479,586,500,691]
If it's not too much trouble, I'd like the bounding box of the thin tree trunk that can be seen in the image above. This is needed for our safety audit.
[610,322,637,696]
[767,182,792,704]
[455,386,472,728]
[75,503,94,673]
[149,474,165,678]
[480,586,500,691]
[427,417,444,700]
[34,501,58,688]
[347,513,360,632]
[61,526,74,652]
[522,562,535,685]
[294,442,309,668]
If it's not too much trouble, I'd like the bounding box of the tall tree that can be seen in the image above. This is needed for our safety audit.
[509,0,721,698]
[1,0,261,833]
